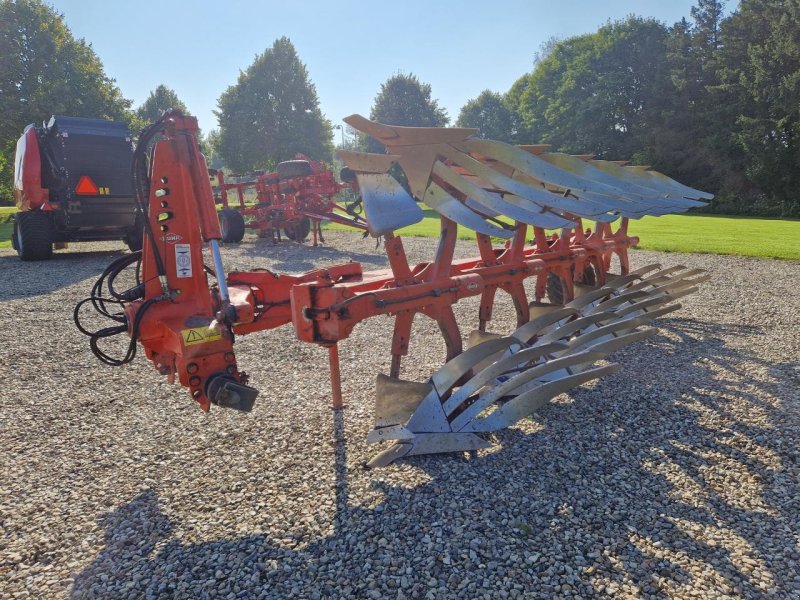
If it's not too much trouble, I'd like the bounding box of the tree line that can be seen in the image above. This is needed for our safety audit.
[1,0,798,217]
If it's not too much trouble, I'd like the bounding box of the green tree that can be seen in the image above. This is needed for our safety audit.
[367,73,449,152]
[719,0,800,216]
[456,90,516,143]
[136,84,189,125]
[214,37,333,173]
[0,0,132,202]
[507,17,673,158]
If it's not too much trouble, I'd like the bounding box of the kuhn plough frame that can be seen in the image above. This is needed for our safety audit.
[213,156,367,245]
[75,111,710,466]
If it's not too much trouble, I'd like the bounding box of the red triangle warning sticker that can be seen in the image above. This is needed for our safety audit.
[75,175,99,195]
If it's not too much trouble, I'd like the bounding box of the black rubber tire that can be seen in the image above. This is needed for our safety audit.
[546,272,567,306]
[15,211,53,261]
[277,160,313,180]
[579,262,598,286]
[339,166,356,183]
[125,213,146,252]
[219,208,246,243]
[283,217,311,242]
[546,264,598,305]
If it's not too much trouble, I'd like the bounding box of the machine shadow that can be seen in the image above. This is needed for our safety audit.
[0,249,126,300]
[224,235,387,272]
[71,318,798,598]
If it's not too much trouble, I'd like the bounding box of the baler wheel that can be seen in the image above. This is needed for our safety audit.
[277,160,313,180]
[219,208,245,243]
[283,217,311,242]
[15,211,53,261]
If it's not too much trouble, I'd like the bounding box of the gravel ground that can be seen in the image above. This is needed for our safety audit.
[1,231,799,599]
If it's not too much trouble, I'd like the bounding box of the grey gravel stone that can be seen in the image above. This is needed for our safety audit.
[0,233,798,598]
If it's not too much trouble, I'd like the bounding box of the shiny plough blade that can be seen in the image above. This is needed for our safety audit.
[338,116,712,235]
[366,264,706,467]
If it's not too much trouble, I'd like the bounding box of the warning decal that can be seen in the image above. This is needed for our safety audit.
[181,326,223,346]
[175,244,192,278]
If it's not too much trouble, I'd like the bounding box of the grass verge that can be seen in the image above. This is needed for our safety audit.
[327,210,800,260]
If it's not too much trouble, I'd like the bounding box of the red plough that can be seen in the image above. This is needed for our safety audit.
[75,112,711,466]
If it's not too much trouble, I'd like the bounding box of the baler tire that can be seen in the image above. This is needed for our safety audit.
[277,160,313,180]
[219,208,245,243]
[283,217,311,242]
[15,211,53,261]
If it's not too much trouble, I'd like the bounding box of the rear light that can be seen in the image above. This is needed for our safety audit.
[75,175,99,195]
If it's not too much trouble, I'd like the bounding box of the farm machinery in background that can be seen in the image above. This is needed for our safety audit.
[75,111,711,467]
[211,157,368,245]
[11,116,142,260]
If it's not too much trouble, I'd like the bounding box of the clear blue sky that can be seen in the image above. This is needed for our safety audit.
[49,0,712,134]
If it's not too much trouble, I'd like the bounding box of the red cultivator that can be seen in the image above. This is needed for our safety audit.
[75,111,710,466]
[212,156,367,246]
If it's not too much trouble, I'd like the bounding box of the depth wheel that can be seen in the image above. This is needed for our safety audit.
[283,217,311,242]
[219,208,245,243]
[15,211,53,261]
[546,264,598,305]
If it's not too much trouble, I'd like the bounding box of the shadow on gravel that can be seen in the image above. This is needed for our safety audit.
[223,238,386,272]
[0,250,126,300]
[71,318,799,598]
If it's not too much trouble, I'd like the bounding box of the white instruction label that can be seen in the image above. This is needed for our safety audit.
[175,244,192,278]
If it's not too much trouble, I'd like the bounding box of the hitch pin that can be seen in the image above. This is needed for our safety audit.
[209,239,230,302]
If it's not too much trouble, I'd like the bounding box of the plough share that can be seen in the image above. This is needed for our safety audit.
[75,111,710,466]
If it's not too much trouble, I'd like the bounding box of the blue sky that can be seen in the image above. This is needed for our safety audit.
[49,0,715,134]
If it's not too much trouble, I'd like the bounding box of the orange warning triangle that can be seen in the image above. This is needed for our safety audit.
[75,175,99,195]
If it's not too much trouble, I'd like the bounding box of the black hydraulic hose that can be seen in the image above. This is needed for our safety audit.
[131,114,172,279]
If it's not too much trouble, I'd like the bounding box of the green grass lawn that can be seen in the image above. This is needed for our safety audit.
[327,210,800,260]
[0,206,16,248]
[627,213,800,259]
[1,204,798,259]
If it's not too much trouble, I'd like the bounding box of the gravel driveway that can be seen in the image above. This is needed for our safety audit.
[1,232,798,599]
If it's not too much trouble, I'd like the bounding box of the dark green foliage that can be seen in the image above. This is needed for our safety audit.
[0,0,133,204]
[456,91,517,143]
[136,84,189,126]
[505,1,800,217]
[214,37,333,173]
[507,17,673,158]
[367,73,449,153]
[720,0,800,216]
